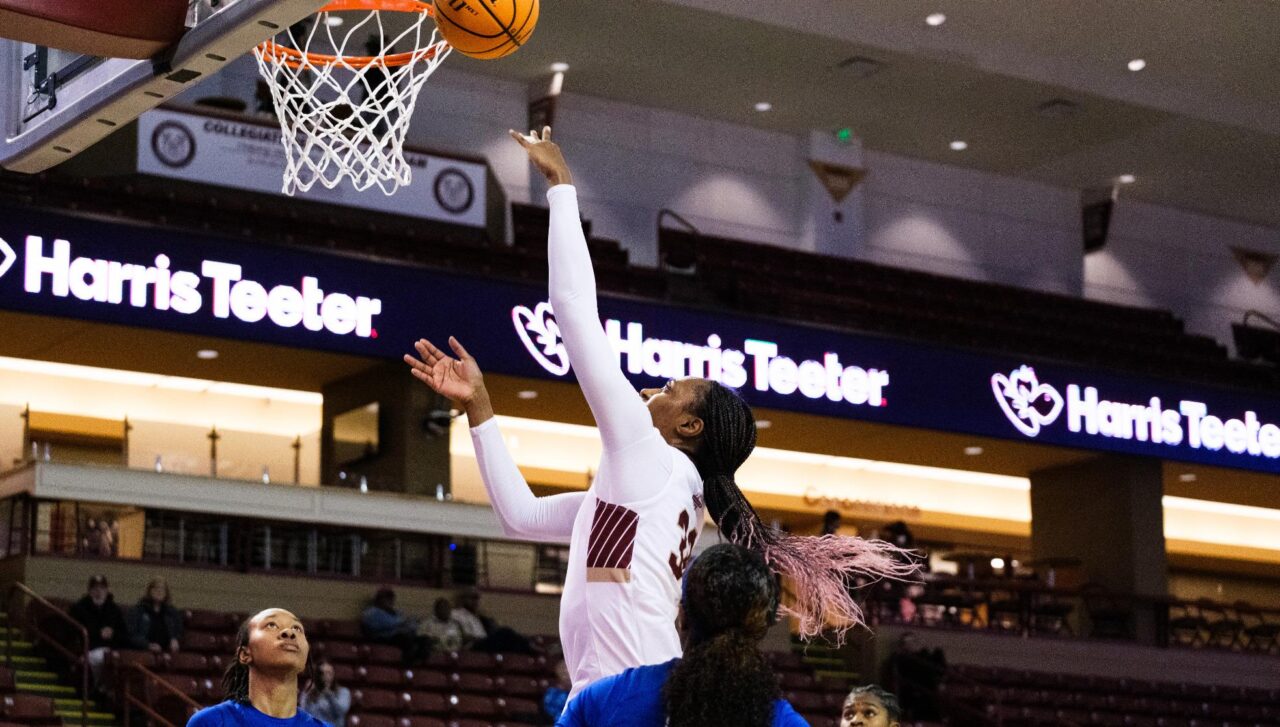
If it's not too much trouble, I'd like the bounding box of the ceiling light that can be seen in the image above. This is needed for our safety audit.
[755,420,772,429]
[963,446,983,456]
[949,140,968,151]
[324,15,344,27]
[990,557,1005,569]
[549,62,570,73]
[1127,58,1146,72]
[196,349,219,360]
[1178,473,1197,483]
[754,102,772,112]
[516,390,538,400]
[926,13,946,26]
[1118,174,1136,184]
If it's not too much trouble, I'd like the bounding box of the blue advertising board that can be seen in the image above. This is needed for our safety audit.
[1,205,1277,474]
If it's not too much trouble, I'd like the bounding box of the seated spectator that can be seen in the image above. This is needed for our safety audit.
[884,633,944,721]
[301,659,351,727]
[127,577,183,654]
[360,587,428,666]
[452,588,537,655]
[68,575,130,695]
[541,659,570,724]
[420,597,464,653]
[839,685,902,727]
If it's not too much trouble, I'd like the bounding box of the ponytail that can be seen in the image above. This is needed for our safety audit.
[222,618,252,703]
[693,381,921,643]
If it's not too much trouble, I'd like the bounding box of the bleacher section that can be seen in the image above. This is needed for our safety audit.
[3,161,1275,394]
[941,664,1280,727]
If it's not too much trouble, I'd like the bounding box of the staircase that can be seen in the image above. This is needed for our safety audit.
[2,611,117,727]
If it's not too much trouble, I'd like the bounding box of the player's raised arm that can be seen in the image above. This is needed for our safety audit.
[405,337,583,541]
[508,128,663,465]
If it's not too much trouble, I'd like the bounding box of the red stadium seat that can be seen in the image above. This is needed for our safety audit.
[360,667,408,688]
[349,714,397,727]
[186,609,234,632]
[407,692,447,716]
[365,644,404,666]
[493,676,541,698]
[496,696,540,721]
[0,668,14,693]
[322,641,363,663]
[443,720,489,727]
[495,653,543,675]
[449,694,496,718]
[166,652,210,674]
[1,694,60,725]
[354,689,408,715]
[398,718,446,727]
[454,653,496,673]
[323,620,365,642]
[113,649,158,671]
[425,652,458,670]
[450,672,494,695]
[408,670,450,692]
[331,663,359,685]
[183,631,225,654]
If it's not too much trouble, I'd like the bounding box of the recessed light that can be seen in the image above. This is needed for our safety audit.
[754,101,773,112]
[1127,58,1146,72]
[549,62,570,73]
[516,390,538,400]
[324,15,344,27]
[964,446,983,456]
[755,419,772,429]
[990,557,1005,569]
[1118,174,1136,184]
[1179,472,1197,483]
[950,140,968,151]
[926,13,947,26]
[196,349,219,360]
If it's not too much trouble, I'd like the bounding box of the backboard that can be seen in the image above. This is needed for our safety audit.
[0,0,329,174]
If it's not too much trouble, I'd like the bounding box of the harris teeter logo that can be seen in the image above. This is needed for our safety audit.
[991,365,1280,460]
[512,301,891,408]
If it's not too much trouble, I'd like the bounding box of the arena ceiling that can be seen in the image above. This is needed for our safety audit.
[447,0,1280,229]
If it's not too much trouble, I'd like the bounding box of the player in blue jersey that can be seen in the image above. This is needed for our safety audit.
[556,543,809,727]
[188,608,326,727]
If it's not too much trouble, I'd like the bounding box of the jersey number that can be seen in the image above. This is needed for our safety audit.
[667,509,698,581]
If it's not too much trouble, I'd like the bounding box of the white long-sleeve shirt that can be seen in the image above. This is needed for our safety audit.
[468,185,704,700]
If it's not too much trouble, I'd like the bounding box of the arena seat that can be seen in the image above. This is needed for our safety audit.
[406,691,448,716]
[166,652,211,674]
[408,670,450,692]
[450,672,495,695]
[349,714,398,727]
[320,641,363,663]
[354,689,409,715]
[365,644,404,666]
[360,666,410,688]
[186,609,235,632]
[397,717,446,727]
[183,631,226,654]
[449,694,497,719]
[0,694,60,725]
[0,668,14,693]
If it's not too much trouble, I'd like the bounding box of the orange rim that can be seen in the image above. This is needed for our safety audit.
[257,0,446,69]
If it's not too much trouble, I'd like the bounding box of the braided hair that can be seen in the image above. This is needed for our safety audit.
[663,543,779,727]
[844,685,903,722]
[690,381,921,642]
[221,612,317,704]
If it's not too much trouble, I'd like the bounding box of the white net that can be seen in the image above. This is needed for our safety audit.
[253,3,451,195]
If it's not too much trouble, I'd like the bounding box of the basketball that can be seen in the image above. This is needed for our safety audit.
[433,0,539,60]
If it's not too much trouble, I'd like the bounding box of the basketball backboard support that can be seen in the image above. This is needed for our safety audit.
[1,0,329,174]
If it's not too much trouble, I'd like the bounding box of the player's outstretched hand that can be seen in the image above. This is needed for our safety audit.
[510,126,573,186]
[404,336,485,404]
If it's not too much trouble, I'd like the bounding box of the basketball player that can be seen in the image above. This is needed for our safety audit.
[187,609,323,727]
[404,127,917,698]
[555,543,807,727]
[840,685,903,727]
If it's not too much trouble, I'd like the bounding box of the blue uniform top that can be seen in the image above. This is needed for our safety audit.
[555,659,809,727]
[188,700,328,727]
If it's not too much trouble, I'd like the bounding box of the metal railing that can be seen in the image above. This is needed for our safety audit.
[5,582,89,726]
[119,661,203,727]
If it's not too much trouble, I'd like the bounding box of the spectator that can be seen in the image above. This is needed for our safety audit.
[68,575,130,695]
[360,587,428,666]
[541,659,570,724]
[300,659,350,727]
[127,577,183,654]
[839,685,902,727]
[452,588,537,655]
[885,633,945,722]
[420,597,464,653]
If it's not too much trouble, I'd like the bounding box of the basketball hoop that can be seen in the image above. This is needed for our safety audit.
[253,0,451,195]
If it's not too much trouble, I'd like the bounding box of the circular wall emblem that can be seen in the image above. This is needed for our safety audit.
[151,121,197,168]
[433,168,475,214]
